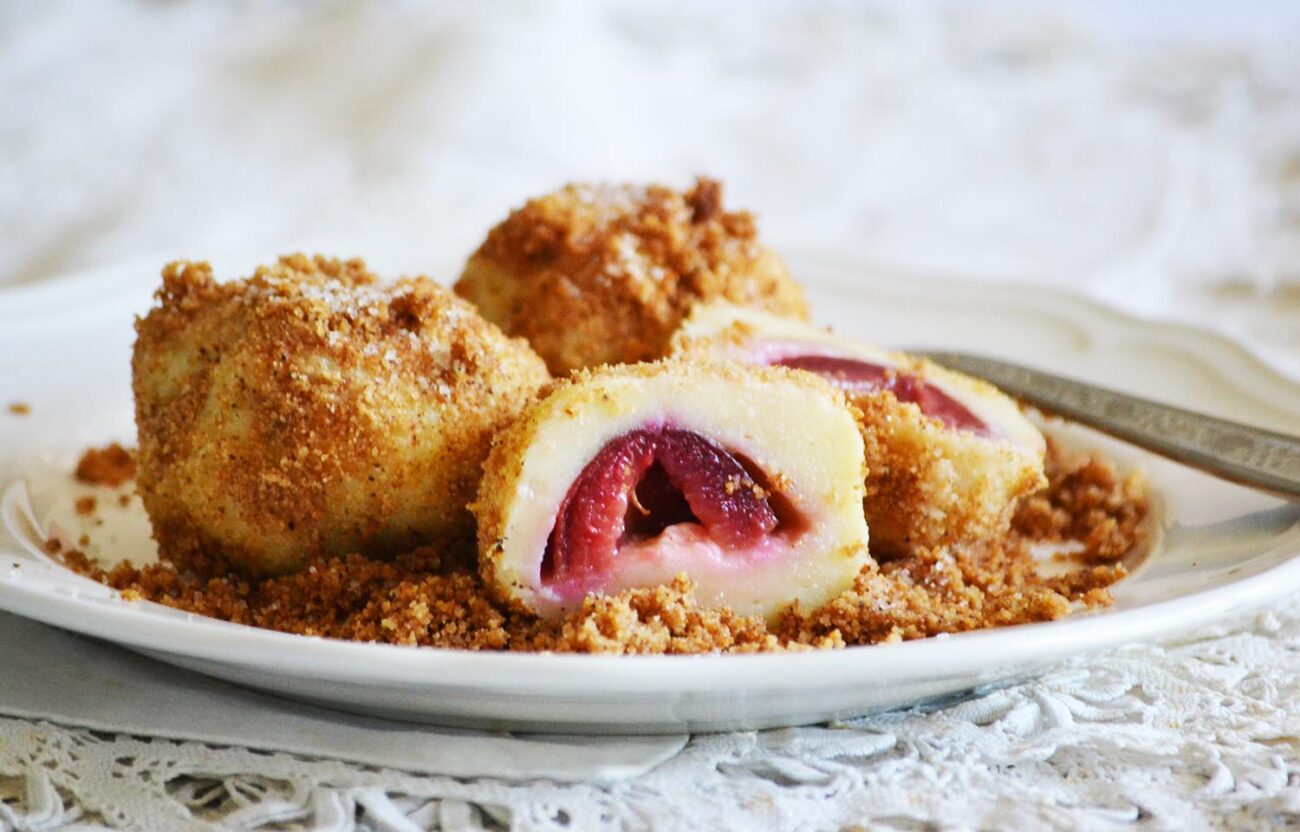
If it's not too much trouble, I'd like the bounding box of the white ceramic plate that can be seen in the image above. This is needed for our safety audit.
[1,256,1299,734]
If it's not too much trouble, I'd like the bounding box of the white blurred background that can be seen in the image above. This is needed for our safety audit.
[3,1,1299,373]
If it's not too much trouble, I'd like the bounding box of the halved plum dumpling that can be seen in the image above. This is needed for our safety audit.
[473,359,871,621]
[672,303,1047,557]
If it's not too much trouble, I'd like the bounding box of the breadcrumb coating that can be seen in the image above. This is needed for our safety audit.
[454,178,809,374]
[74,442,136,487]
[853,382,1045,556]
[1015,444,1149,564]
[74,438,1147,654]
[132,255,549,576]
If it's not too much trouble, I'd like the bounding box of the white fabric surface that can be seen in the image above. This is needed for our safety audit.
[0,613,686,785]
[2,1,1299,373]
[3,2,1300,830]
[7,605,1300,830]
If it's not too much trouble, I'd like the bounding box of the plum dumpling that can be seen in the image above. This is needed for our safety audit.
[132,254,549,576]
[454,177,809,375]
[672,303,1046,556]
[472,359,871,622]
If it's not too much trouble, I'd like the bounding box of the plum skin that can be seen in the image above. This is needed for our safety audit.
[543,426,780,592]
[774,355,989,435]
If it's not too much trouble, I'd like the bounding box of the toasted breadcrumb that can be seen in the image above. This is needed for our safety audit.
[130,256,548,577]
[1015,446,1149,563]
[8,402,30,416]
[455,178,808,374]
[74,496,97,516]
[74,443,137,487]
[70,439,1146,654]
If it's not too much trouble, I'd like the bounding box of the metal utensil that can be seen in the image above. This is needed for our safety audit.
[913,351,1300,501]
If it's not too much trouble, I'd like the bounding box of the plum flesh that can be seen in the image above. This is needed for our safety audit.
[542,427,780,589]
[774,355,989,435]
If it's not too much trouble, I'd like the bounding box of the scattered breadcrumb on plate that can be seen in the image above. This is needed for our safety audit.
[61,439,1149,655]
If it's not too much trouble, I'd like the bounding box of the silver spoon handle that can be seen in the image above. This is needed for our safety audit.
[918,351,1300,501]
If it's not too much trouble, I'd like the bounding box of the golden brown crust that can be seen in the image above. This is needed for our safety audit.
[132,254,549,576]
[842,352,1046,555]
[75,443,137,487]
[454,178,809,374]
[852,389,1045,556]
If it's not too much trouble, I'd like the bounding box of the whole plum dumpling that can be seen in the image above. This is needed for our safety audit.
[473,359,872,622]
[454,177,809,375]
[132,254,549,576]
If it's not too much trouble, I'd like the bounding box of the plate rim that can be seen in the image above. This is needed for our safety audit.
[3,525,1300,695]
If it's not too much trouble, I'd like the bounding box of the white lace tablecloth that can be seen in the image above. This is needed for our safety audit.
[8,605,1300,830]
[3,2,1300,830]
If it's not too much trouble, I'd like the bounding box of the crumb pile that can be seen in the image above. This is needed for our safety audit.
[74,442,136,487]
[66,439,1149,654]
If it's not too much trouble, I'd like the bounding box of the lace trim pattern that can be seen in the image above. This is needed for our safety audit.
[4,601,1300,831]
